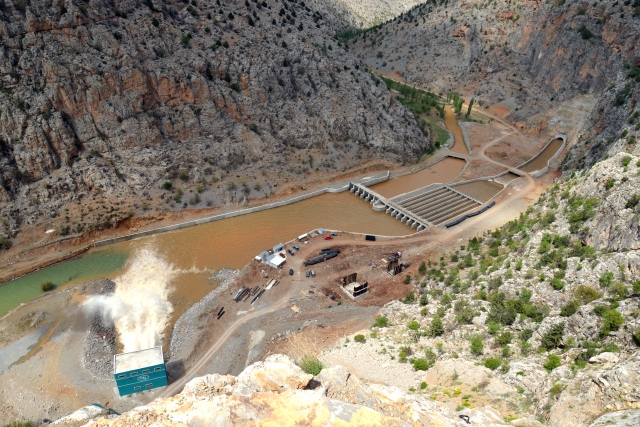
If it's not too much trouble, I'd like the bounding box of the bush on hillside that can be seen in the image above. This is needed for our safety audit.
[601,309,624,335]
[541,323,565,350]
[574,285,601,304]
[298,355,323,376]
[484,358,501,370]
[560,301,580,317]
[543,354,561,372]
[373,315,388,328]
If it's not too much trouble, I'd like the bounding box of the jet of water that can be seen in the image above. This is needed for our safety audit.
[84,248,174,353]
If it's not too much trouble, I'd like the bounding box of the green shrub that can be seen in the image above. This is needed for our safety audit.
[578,26,593,40]
[428,315,444,337]
[599,271,614,287]
[40,281,56,292]
[407,320,420,331]
[455,306,475,325]
[354,334,365,343]
[609,282,628,299]
[484,358,501,370]
[413,358,429,371]
[469,335,484,355]
[560,301,580,317]
[0,236,11,251]
[519,329,533,341]
[601,309,624,335]
[574,285,601,304]
[633,329,640,346]
[298,355,323,375]
[543,354,561,372]
[404,274,411,285]
[604,178,615,190]
[626,194,640,209]
[403,291,415,304]
[163,181,172,190]
[487,321,500,335]
[420,381,427,389]
[541,323,565,350]
[496,331,513,346]
[373,315,389,328]
[418,261,426,275]
[2,422,34,427]
[550,278,565,290]
[419,293,429,306]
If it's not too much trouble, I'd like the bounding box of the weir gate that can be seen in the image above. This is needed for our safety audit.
[349,182,483,230]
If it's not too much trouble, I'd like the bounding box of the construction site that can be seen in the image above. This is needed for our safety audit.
[0,93,565,423]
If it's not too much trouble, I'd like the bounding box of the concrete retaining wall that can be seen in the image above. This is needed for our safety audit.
[94,172,391,248]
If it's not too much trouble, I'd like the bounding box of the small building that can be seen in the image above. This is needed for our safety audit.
[113,346,167,397]
[266,253,286,269]
[298,233,308,241]
[255,250,270,262]
[272,243,285,253]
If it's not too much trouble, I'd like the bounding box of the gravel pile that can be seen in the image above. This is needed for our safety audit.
[81,279,116,380]
[169,269,238,362]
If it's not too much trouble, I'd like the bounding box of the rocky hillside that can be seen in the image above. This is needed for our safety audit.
[307,0,428,28]
[350,0,640,168]
[0,0,429,238]
[314,152,640,426]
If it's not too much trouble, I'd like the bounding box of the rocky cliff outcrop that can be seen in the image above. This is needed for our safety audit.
[0,0,429,237]
[51,354,487,426]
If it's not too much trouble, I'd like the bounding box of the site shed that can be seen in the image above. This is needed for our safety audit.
[113,346,167,396]
[266,253,286,268]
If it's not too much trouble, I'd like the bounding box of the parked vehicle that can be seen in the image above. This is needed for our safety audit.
[331,233,338,237]
[288,249,295,256]
[289,269,294,276]
[305,271,311,277]
[293,245,300,251]
[311,270,316,277]
[323,235,332,240]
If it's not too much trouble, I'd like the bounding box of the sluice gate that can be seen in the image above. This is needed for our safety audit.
[349,181,488,229]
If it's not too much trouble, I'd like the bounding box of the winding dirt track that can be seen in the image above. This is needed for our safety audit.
[158,84,548,398]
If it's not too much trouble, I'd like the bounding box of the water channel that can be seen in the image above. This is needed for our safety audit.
[520,138,564,173]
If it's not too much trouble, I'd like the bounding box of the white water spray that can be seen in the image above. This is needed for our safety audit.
[84,249,175,353]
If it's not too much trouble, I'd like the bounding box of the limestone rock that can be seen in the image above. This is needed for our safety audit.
[589,352,620,365]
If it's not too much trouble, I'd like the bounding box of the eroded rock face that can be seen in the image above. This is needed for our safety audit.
[0,0,428,234]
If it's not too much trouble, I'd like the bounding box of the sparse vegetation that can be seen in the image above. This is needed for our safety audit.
[298,355,323,376]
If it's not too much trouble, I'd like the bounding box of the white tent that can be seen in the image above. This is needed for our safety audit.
[266,253,286,269]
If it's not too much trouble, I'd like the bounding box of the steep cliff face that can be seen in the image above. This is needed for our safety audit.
[0,0,429,235]
[352,0,640,164]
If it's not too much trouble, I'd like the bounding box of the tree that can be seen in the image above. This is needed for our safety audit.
[429,315,444,337]
[403,274,411,285]
[541,323,565,350]
[354,334,365,343]
[40,281,56,292]
[466,98,474,117]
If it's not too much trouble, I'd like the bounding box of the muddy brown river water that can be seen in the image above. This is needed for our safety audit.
[520,138,564,173]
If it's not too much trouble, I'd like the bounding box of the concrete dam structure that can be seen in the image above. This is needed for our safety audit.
[348,183,429,231]
[349,181,484,229]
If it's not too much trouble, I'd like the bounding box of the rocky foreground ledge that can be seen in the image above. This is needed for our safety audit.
[50,354,639,427]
